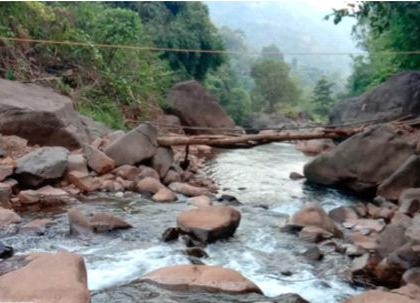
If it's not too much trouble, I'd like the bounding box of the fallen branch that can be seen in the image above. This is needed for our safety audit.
[157,127,363,148]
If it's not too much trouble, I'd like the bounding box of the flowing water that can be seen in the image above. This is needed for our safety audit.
[1,143,362,302]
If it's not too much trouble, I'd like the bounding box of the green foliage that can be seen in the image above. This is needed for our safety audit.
[329,2,420,95]
[311,77,335,118]
[250,47,300,112]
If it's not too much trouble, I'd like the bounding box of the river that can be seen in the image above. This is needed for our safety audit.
[2,143,362,302]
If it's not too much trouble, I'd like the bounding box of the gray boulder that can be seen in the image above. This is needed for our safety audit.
[151,147,174,178]
[0,79,108,149]
[304,125,415,195]
[167,80,236,134]
[329,72,420,125]
[15,147,70,187]
[104,124,158,166]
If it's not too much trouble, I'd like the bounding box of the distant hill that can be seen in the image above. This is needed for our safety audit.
[206,1,359,89]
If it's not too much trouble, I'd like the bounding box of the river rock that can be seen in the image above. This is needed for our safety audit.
[344,288,418,303]
[0,207,21,228]
[89,212,132,232]
[304,125,415,195]
[302,245,323,261]
[377,155,420,200]
[0,165,13,182]
[163,169,181,185]
[67,171,100,192]
[136,177,165,194]
[399,188,420,216]
[405,213,420,242]
[15,147,70,187]
[162,227,181,242]
[343,218,386,233]
[67,154,88,175]
[68,208,92,236]
[83,145,114,174]
[0,242,13,259]
[141,264,262,294]
[151,147,174,178]
[152,188,177,203]
[402,268,420,286]
[289,172,304,180]
[169,182,209,197]
[0,182,11,207]
[167,80,236,134]
[113,165,140,181]
[20,219,52,235]
[104,124,158,166]
[329,206,358,223]
[290,204,342,237]
[177,205,241,243]
[0,251,90,303]
[330,72,420,126]
[377,223,408,258]
[298,226,333,243]
[189,195,212,208]
[138,165,160,180]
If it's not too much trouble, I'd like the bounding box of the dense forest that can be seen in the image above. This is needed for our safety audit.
[0,2,419,128]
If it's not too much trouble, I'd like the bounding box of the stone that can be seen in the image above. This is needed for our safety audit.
[104,123,158,166]
[15,147,70,187]
[0,207,21,228]
[350,232,379,251]
[167,80,236,135]
[378,155,420,200]
[0,251,90,303]
[344,289,418,303]
[136,177,165,194]
[151,147,174,178]
[67,154,88,175]
[0,136,29,159]
[161,227,181,242]
[163,169,181,185]
[328,206,358,223]
[169,182,209,197]
[84,145,114,174]
[0,182,12,207]
[399,188,420,216]
[89,212,132,232]
[141,264,262,294]
[113,165,140,181]
[298,226,333,243]
[290,204,342,237]
[217,194,242,206]
[0,78,108,149]
[402,268,420,287]
[0,165,13,182]
[289,172,304,180]
[177,205,241,243]
[377,223,408,258]
[36,185,70,205]
[67,171,100,192]
[138,165,160,180]
[302,245,323,261]
[185,247,208,258]
[343,218,386,233]
[304,125,415,195]
[17,190,40,204]
[0,242,13,259]
[68,208,92,236]
[20,219,52,235]
[392,212,413,227]
[405,213,420,242]
[295,139,335,156]
[152,188,177,203]
[189,195,213,208]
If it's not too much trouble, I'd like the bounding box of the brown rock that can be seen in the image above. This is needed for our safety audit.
[402,268,420,287]
[17,189,40,204]
[350,232,379,250]
[138,165,160,180]
[189,195,213,208]
[67,171,100,192]
[0,165,13,182]
[89,212,132,232]
[67,154,88,175]
[343,218,386,233]
[0,207,21,228]
[392,212,413,227]
[169,182,209,197]
[290,204,342,237]
[141,264,261,294]
[136,177,165,194]
[36,185,70,205]
[20,219,52,235]
[177,205,241,243]
[152,188,177,203]
[377,223,408,258]
[68,208,92,236]
[0,251,90,303]
[163,169,181,185]
[0,182,12,207]
[399,188,420,216]
[113,165,140,181]
[328,206,358,223]
[298,226,333,243]
[344,289,417,303]
[84,145,114,174]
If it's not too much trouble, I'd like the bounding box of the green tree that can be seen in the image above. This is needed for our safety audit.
[328,2,420,95]
[312,77,335,117]
[250,50,299,112]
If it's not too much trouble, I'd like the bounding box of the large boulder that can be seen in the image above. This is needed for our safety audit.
[177,205,241,243]
[0,251,90,303]
[0,79,108,149]
[141,264,262,294]
[151,147,174,178]
[329,72,420,125]
[104,124,158,166]
[166,80,236,134]
[304,125,415,195]
[15,147,70,187]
